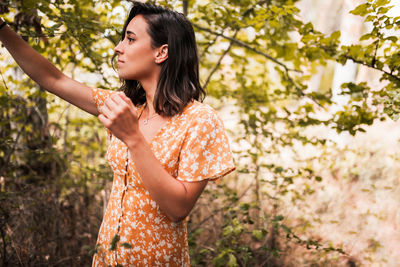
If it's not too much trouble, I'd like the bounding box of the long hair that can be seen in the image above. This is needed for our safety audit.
[114,1,205,116]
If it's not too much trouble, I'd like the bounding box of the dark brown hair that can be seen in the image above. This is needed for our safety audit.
[115,1,205,116]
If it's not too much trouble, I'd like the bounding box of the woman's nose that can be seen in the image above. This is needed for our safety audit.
[114,41,123,54]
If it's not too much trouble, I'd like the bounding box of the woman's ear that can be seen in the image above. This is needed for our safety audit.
[155,44,168,64]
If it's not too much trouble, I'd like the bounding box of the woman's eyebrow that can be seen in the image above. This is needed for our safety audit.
[126,30,136,36]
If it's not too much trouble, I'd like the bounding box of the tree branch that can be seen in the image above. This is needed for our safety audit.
[242,0,269,17]
[193,23,302,75]
[0,67,9,91]
[193,24,317,104]
[202,31,239,90]
[190,182,255,231]
[371,40,379,68]
[197,0,307,98]
[199,34,219,59]
[344,55,400,82]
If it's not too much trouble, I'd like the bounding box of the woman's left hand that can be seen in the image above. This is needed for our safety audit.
[98,92,140,144]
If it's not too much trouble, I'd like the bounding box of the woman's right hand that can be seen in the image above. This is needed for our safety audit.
[0,16,99,115]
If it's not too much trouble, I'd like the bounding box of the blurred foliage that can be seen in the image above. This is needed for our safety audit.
[0,0,399,265]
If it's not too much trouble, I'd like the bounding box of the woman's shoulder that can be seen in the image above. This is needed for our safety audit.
[183,100,219,118]
[178,100,226,131]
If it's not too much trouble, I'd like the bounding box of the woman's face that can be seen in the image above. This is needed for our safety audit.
[114,15,158,81]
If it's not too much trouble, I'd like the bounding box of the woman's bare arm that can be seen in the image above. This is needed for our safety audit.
[0,19,98,115]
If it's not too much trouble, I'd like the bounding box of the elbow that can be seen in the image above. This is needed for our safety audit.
[167,209,190,223]
[169,216,186,223]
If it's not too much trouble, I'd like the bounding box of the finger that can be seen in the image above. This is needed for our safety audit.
[118,92,133,106]
[100,102,113,118]
[98,114,112,128]
[117,92,138,115]
[112,92,125,102]
[105,95,121,110]
[111,94,133,112]
[117,91,127,99]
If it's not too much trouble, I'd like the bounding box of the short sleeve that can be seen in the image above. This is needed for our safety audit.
[91,88,117,112]
[176,107,235,182]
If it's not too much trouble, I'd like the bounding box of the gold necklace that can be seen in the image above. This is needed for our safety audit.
[142,104,159,125]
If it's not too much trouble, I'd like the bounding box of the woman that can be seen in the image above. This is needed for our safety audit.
[0,2,235,266]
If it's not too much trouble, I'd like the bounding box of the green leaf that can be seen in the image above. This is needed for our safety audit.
[223,225,234,237]
[360,33,373,41]
[390,113,399,121]
[374,0,391,8]
[121,242,132,249]
[110,234,120,251]
[330,31,341,40]
[377,6,392,15]
[227,253,239,267]
[366,15,376,23]
[88,244,100,257]
[253,230,264,241]
[281,224,292,234]
[350,3,371,16]
[385,36,398,42]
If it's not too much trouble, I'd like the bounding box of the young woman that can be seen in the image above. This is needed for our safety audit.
[0,2,235,266]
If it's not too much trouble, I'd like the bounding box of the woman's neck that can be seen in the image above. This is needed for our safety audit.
[140,77,158,116]
[139,66,161,116]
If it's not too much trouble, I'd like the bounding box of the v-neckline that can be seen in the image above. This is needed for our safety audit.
[137,104,174,146]
[137,101,196,146]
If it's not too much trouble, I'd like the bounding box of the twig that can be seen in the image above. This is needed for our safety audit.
[199,34,219,60]
[54,256,77,265]
[243,0,270,17]
[193,23,316,103]
[193,24,302,75]
[6,224,23,266]
[0,68,9,91]
[344,55,400,82]
[371,39,379,68]
[62,104,71,155]
[190,181,255,230]
[0,110,30,176]
[202,30,239,90]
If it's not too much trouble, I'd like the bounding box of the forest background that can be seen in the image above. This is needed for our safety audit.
[0,0,399,266]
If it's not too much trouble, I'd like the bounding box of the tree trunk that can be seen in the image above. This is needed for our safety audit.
[182,0,188,16]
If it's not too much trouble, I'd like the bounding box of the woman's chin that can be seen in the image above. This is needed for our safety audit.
[117,71,139,81]
[118,72,132,80]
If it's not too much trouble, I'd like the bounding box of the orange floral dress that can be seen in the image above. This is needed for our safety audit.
[91,88,235,266]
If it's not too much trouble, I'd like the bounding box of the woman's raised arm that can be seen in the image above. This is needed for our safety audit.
[0,19,99,115]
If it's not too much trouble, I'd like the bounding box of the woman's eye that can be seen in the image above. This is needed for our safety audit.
[127,37,135,43]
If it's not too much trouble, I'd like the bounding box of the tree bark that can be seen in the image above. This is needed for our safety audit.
[182,0,188,16]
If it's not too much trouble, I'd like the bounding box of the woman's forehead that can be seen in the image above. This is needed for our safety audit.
[126,15,148,36]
